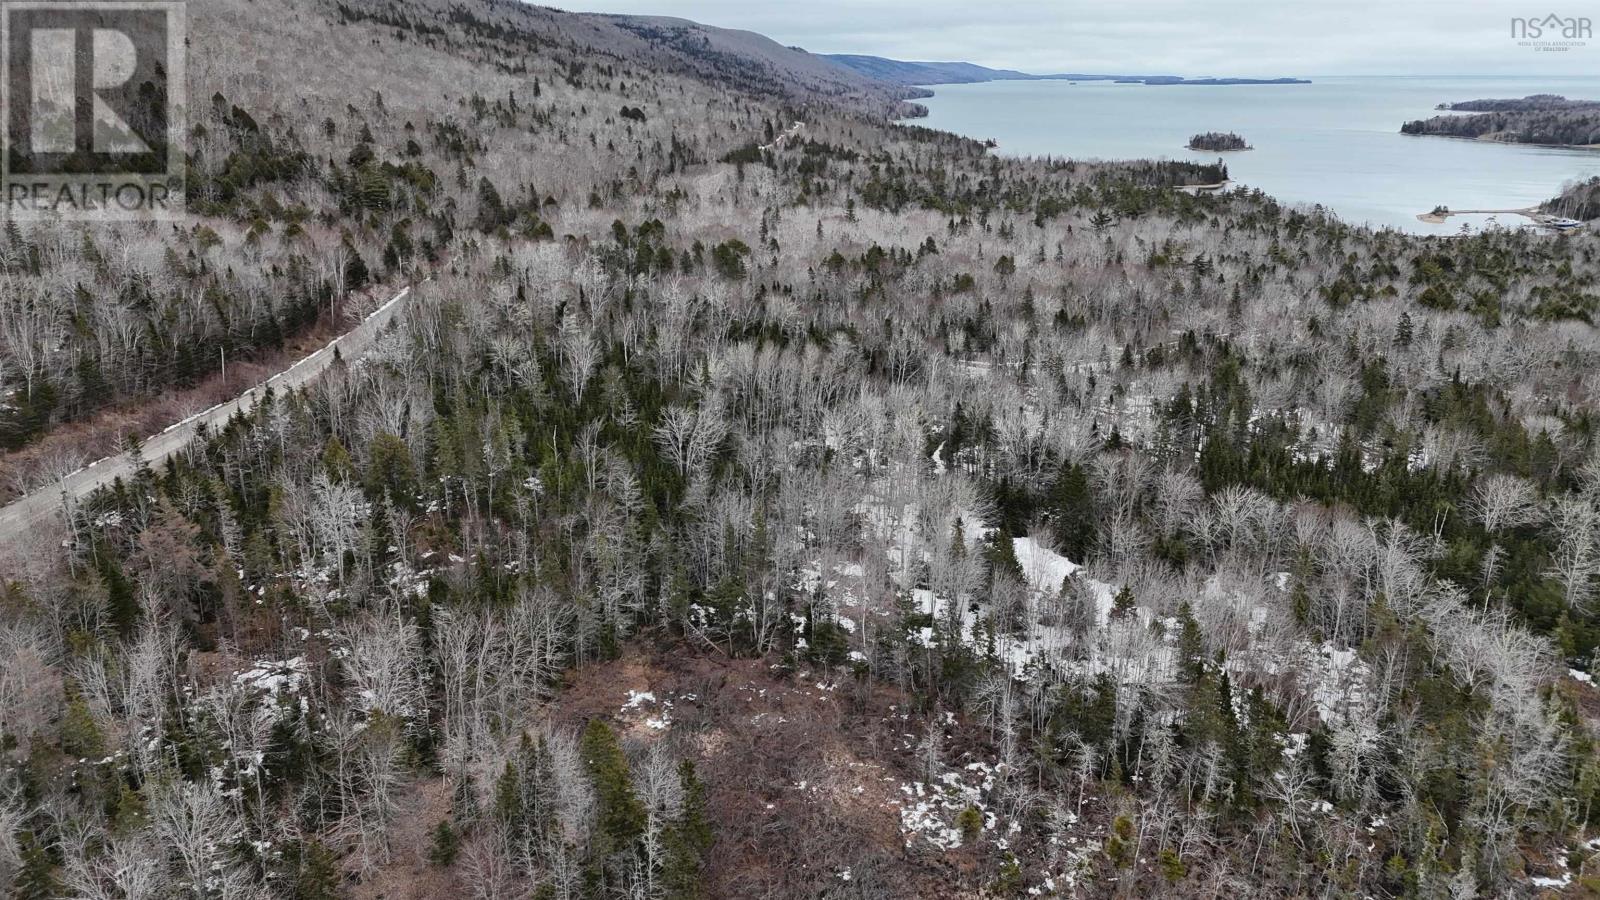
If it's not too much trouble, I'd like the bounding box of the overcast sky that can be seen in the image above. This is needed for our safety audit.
[550,0,1597,77]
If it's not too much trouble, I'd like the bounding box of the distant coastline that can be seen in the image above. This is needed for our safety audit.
[823,54,1309,88]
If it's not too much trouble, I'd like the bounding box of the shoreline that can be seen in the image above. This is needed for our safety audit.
[1400,132,1600,154]
[1414,206,1587,232]
[1416,206,1536,224]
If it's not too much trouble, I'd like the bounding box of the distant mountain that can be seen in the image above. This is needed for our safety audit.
[821,54,1308,87]
[583,17,922,107]
[817,56,1054,84]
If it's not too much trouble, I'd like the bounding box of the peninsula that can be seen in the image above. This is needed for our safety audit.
[1401,95,1600,147]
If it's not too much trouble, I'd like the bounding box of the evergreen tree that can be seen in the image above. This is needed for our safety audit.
[580,719,645,854]
[322,436,354,482]
[475,177,508,232]
[342,242,369,289]
[1105,815,1135,868]
[60,697,104,758]
[1176,602,1205,684]
[662,760,713,900]
[1049,463,1097,561]
[517,732,556,843]
[428,820,460,867]
[1158,848,1187,883]
[1395,311,1414,347]
[99,554,140,637]
[1111,585,1136,620]
[293,839,343,899]
[13,830,60,900]
[493,759,523,842]
[988,527,1024,583]
[450,769,480,827]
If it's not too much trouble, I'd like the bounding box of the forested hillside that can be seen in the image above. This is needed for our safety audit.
[0,0,914,492]
[3,0,1600,898]
[1548,176,1600,222]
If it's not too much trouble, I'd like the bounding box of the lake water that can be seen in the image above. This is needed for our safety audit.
[914,76,1600,234]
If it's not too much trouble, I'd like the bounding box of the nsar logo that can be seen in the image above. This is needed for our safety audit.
[1510,13,1592,51]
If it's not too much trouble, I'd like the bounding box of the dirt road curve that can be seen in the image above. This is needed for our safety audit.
[0,282,416,545]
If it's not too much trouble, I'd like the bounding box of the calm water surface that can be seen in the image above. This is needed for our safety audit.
[914,76,1600,233]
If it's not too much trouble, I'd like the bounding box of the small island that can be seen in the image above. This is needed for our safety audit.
[1401,95,1600,147]
[1187,131,1251,151]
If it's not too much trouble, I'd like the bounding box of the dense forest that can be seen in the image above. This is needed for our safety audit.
[1403,95,1600,146]
[3,0,1600,898]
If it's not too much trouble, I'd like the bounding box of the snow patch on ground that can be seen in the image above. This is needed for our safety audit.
[891,761,1000,850]
[1012,537,1115,628]
[621,689,683,732]
[233,657,307,697]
